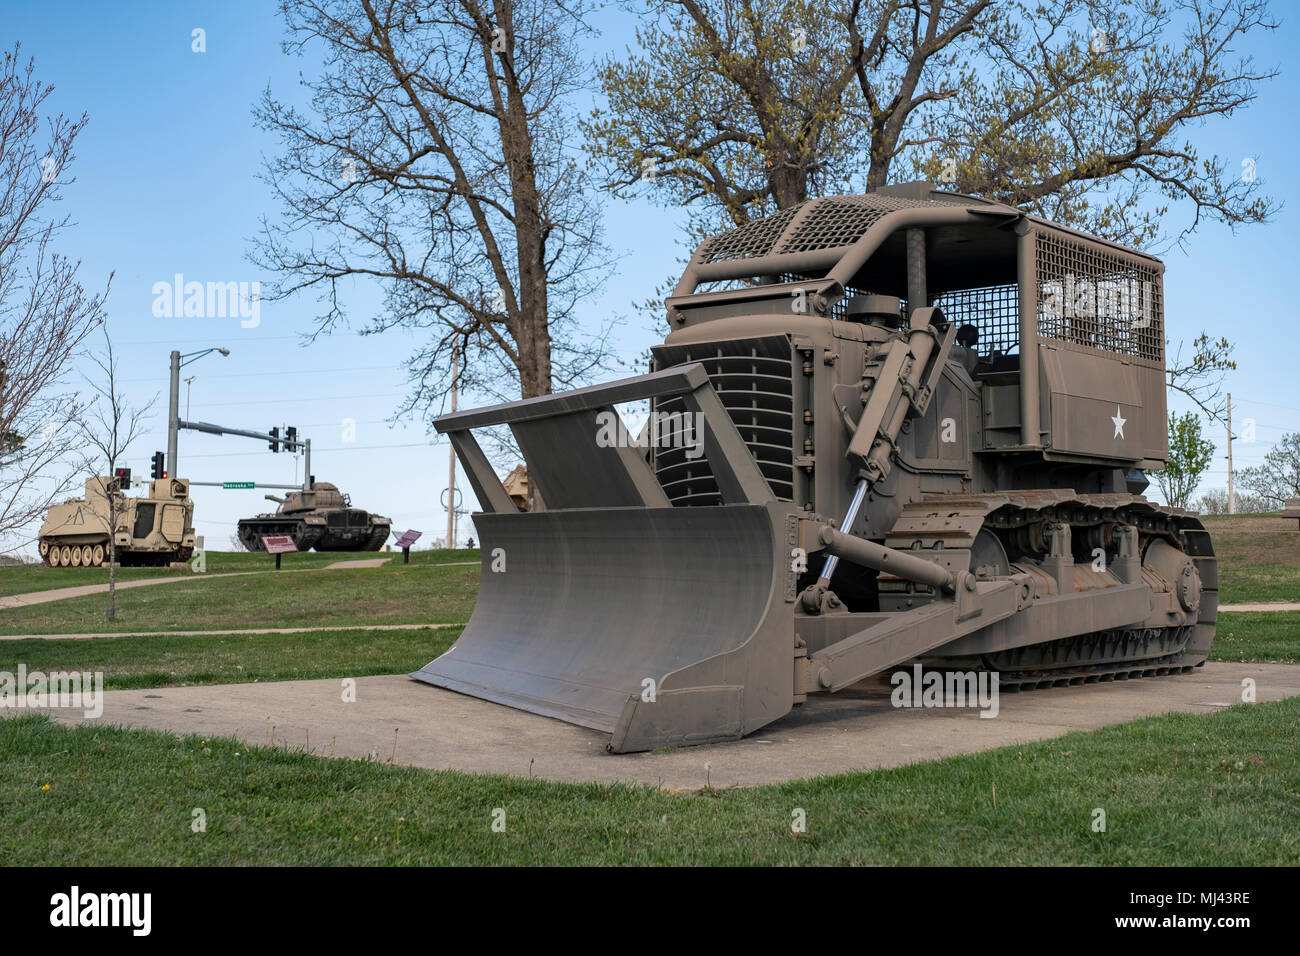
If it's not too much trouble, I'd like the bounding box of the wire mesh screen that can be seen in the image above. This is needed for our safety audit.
[700,207,800,263]
[1035,230,1163,363]
[932,284,1019,355]
[699,194,945,264]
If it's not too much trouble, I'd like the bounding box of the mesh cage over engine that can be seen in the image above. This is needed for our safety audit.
[698,194,964,264]
[651,336,795,505]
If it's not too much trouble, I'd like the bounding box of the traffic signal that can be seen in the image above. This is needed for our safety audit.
[114,466,131,484]
[285,426,297,450]
[269,426,280,453]
[150,451,165,479]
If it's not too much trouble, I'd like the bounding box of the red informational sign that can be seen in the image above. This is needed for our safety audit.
[393,529,422,549]
[261,535,299,555]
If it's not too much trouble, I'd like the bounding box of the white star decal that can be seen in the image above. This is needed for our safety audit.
[1112,406,1127,440]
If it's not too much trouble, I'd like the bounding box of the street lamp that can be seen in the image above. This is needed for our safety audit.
[168,347,230,476]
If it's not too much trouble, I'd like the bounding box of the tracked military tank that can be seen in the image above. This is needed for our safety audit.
[236,482,391,552]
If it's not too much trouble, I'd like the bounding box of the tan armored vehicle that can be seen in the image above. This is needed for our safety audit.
[38,476,196,567]
[236,482,391,552]
[417,183,1218,752]
[502,465,530,510]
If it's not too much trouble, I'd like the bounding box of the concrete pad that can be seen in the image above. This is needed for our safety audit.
[47,661,1300,789]
[325,558,392,570]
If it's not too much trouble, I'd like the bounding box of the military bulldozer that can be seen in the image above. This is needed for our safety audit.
[414,184,1215,752]
[236,482,391,552]
[39,476,196,567]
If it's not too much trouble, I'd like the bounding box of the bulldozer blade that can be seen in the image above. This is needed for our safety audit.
[412,503,798,752]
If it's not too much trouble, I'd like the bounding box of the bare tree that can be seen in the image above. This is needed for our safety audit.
[1196,487,1269,514]
[78,328,156,620]
[253,0,617,424]
[0,46,110,553]
[1238,432,1300,509]
[1167,333,1236,421]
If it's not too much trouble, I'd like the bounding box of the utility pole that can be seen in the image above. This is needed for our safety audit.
[446,345,459,548]
[1226,392,1235,515]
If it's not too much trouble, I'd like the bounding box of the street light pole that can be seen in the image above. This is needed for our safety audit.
[167,351,181,477]
[168,346,229,477]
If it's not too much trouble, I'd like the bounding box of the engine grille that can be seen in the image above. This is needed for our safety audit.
[651,335,795,505]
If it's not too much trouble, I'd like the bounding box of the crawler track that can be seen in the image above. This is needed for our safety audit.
[895,492,1217,684]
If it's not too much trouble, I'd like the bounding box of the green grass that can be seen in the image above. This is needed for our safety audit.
[0,548,480,598]
[0,592,1293,695]
[0,561,479,635]
[0,627,461,690]
[1218,566,1300,604]
[1196,515,1300,603]
[1210,612,1300,664]
[3,697,1298,865]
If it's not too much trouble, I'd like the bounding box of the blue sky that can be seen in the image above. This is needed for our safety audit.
[3,1,1296,554]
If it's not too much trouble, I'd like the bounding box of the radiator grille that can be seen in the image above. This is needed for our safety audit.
[651,336,795,505]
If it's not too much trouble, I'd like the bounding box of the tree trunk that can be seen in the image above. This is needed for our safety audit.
[106,496,117,621]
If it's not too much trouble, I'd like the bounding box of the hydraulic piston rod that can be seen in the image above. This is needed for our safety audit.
[818,525,956,592]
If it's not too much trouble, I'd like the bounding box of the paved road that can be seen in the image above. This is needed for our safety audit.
[47,661,1299,789]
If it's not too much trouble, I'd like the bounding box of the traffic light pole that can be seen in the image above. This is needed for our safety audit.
[176,418,312,489]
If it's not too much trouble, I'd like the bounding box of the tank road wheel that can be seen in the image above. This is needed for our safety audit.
[39,539,49,561]
[92,544,105,567]
[80,545,94,567]
[59,545,72,567]
[69,545,82,567]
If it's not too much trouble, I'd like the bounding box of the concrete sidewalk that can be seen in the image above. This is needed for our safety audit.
[0,622,463,641]
[0,557,468,612]
[0,570,262,610]
[1219,602,1300,612]
[48,661,1300,789]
